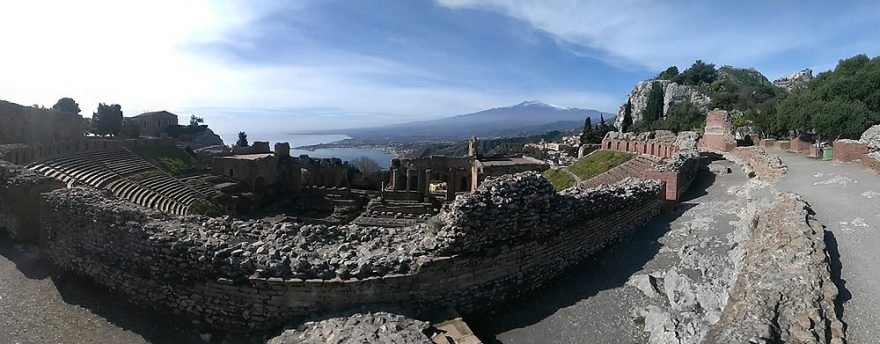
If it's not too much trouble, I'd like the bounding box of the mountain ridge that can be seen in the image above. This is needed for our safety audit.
[296,101,613,140]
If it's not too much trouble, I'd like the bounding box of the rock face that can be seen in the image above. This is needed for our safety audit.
[773,68,814,92]
[704,193,845,344]
[615,80,711,129]
[176,127,224,149]
[267,312,431,344]
[859,124,880,150]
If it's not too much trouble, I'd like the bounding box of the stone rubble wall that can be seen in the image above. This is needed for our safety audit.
[704,193,845,344]
[267,312,431,344]
[38,172,663,331]
[832,139,868,163]
[729,147,788,182]
[0,161,63,242]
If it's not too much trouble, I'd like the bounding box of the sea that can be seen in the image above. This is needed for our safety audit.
[218,133,394,169]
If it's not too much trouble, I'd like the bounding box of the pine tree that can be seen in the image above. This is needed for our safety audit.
[621,101,633,132]
[236,131,249,147]
[580,117,593,144]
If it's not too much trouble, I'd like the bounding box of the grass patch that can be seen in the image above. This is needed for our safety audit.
[131,146,197,175]
[542,168,575,191]
[567,150,634,181]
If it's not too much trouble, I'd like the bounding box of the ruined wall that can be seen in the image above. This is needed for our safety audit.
[704,193,844,343]
[698,110,737,152]
[0,137,174,165]
[729,147,788,182]
[40,173,662,330]
[833,139,868,163]
[0,161,63,242]
[0,100,84,144]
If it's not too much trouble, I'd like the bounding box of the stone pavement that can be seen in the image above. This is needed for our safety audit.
[0,232,209,344]
[469,158,750,343]
[771,149,880,344]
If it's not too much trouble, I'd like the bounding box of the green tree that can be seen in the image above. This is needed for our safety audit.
[580,117,594,143]
[92,103,123,137]
[621,101,633,132]
[673,60,717,85]
[189,115,204,126]
[644,82,665,123]
[656,66,679,80]
[236,131,249,147]
[51,97,81,114]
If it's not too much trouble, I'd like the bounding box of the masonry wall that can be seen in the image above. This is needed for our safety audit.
[0,137,174,165]
[40,176,662,331]
[833,140,868,163]
[0,100,85,144]
[601,138,676,158]
[0,162,64,242]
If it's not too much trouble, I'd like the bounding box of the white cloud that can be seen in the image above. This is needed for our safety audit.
[435,0,878,75]
[0,0,621,135]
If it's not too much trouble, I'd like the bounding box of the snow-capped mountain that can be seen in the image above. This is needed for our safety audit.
[324,101,612,140]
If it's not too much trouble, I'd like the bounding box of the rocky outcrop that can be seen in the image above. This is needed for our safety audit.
[704,193,845,344]
[176,127,224,149]
[773,69,814,92]
[859,124,880,150]
[268,312,431,344]
[615,80,711,129]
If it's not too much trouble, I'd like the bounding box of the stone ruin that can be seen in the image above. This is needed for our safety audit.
[698,109,737,152]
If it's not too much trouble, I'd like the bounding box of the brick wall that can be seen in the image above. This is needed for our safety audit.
[861,154,880,175]
[601,138,676,158]
[833,140,868,163]
[788,138,813,154]
[759,139,776,148]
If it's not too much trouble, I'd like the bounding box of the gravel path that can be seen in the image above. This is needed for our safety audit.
[469,158,750,343]
[771,149,880,344]
[0,232,208,344]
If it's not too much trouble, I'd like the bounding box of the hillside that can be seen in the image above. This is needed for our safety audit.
[306,101,611,141]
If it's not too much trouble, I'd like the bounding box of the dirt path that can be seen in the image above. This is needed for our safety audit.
[771,149,880,343]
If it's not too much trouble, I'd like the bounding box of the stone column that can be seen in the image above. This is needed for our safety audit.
[447,169,457,202]
[406,169,413,192]
[422,169,432,202]
[416,168,425,201]
[391,169,400,190]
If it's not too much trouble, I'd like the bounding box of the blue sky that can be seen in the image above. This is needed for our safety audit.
[2,0,880,135]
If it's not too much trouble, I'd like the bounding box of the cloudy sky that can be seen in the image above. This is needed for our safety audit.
[2,0,879,135]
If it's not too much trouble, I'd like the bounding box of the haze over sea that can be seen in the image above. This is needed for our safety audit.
[218,133,393,169]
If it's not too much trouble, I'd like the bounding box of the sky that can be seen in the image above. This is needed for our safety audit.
[2,0,880,136]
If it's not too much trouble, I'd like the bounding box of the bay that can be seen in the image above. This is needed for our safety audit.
[218,133,394,169]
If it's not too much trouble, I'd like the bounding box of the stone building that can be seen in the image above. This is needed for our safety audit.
[388,137,549,202]
[0,100,84,144]
[212,142,349,194]
[127,111,178,137]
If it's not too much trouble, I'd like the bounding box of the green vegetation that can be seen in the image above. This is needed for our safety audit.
[567,150,634,181]
[131,146,198,175]
[163,124,208,138]
[411,130,572,158]
[580,114,614,144]
[542,168,575,191]
[656,66,679,80]
[773,54,880,139]
[51,97,80,114]
[621,101,633,133]
[91,103,123,137]
[236,131,249,148]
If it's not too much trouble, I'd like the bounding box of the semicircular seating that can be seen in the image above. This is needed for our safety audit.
[28,148,214,216]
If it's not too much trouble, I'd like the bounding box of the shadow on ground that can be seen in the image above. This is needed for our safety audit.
[824,229,851,329]
[468,163,719,343]
[0,231,234,344]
